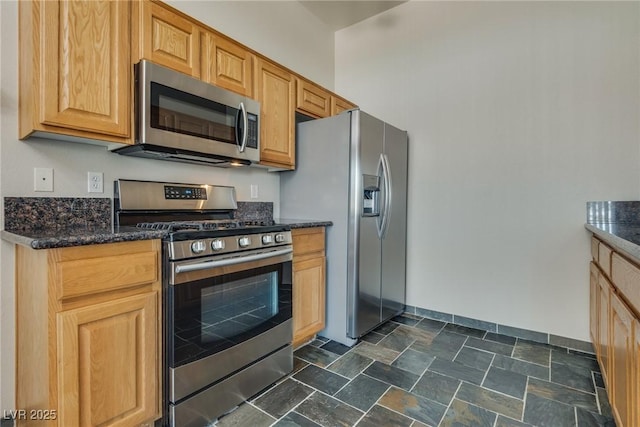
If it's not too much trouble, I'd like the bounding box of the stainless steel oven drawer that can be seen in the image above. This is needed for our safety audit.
[170,319,292,402]
[170,344,293,427]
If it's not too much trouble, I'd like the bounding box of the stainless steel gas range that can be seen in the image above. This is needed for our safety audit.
[114,179,293,427]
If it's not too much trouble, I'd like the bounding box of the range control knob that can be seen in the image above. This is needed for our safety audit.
[191,240,206,254]
[275,234,286,243]
[238,236,251,248]
[262,235,273,245]
[211,239,225,251]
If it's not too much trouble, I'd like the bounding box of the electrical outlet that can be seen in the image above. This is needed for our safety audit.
[34,168,53,192]
[88,172,104,193]
[250,184,259,199]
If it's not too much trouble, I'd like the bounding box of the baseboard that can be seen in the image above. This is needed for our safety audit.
[404,305,594,354]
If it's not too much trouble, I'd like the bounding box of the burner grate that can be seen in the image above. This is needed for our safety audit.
[136,219,275,232]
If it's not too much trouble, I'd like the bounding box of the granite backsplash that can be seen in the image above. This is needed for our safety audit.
[4,197,112,232]
[4,197,274,232]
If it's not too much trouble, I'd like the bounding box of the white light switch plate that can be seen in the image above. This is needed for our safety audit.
[34,168,53,192]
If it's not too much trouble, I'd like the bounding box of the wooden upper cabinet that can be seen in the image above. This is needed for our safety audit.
[296,78,331,118]
[201,32,254,97]
[19,0,131,142]
[254,57,295,169]
[134,0,201,78]
[331,96,357,116]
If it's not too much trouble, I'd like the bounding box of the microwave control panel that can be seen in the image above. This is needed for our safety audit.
[246,114,258,149]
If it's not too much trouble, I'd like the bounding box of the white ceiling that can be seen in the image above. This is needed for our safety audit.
[298,1,407,31]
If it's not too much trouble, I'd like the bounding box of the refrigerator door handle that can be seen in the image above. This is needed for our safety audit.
[381,153,393,238]
[376,155,385,238]
[377,153,393,239]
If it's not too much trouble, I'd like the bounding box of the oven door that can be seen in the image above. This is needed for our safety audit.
[167,246,292,403]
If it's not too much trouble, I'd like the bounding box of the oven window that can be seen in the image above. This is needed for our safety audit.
[170,262,292,367]
[150,82,240,145]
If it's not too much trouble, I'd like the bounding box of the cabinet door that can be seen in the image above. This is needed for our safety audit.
[331,96,357,116]
[598,274,611,387]
[610,291,634,427]
[590,262,599,349]
[202,32,253,97]
[634,319,639,427]
[296,78,331,118]
[39,0,130,137]
[293,257,326,348]
[136,0,201,78]
[57,292,159,427]
[254,58,295,168]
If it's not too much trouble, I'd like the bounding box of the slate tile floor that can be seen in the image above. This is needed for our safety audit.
[214,313,615,427]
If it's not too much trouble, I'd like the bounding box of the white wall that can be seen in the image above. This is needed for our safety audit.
[166,0,335,89]
[0,0,334,411]
[335,1,640,341]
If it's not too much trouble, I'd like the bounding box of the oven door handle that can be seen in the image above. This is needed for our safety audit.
[174,247,293,274]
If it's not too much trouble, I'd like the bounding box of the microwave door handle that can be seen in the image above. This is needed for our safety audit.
[237,102,248,152]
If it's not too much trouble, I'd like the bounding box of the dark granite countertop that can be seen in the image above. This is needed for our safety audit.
[274,218,333,229]
[1,226,168,250]
[1,219,332,250]
[585,201,640,263]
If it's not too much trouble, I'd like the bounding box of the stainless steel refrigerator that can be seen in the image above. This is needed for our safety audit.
[280,109,408,346]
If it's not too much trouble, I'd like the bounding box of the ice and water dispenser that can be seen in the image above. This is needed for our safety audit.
[362,174,381,217]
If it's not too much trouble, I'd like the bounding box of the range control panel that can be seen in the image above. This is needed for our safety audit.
[164,185,208,200]
[168,229,293,260]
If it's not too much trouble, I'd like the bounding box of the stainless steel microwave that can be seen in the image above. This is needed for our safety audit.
[114,60,260,167]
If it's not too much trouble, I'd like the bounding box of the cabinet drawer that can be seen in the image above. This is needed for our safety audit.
[591,237,600,262]
[292,228,325,257]
[611,253,640,314]
[599,243,612,277]
[53,241,159,301]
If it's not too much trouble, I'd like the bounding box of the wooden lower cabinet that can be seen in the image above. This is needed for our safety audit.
[598,273,611,387]
[292,228,326,348]
[16,240,161,427]
[590,262,599,347]
[634,320,640,427]
[293,257,326,348]
[590,235,639,427]
[609,291,635,427]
